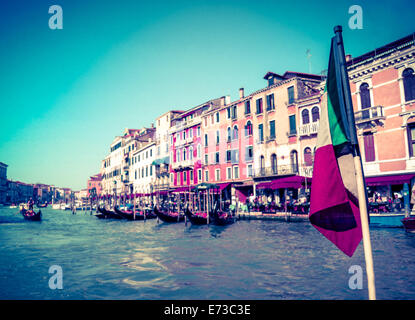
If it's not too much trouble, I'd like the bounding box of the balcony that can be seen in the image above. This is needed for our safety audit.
[171,159,194,170]
[354,105,385,125]
[252,164,299,179]
[298,121,319,137]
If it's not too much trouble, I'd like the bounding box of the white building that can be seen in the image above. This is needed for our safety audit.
[131,141,157,195]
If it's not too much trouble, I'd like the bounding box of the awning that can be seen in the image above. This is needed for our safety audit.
[218,183,231,191]
[365,174,415,186]
[257,176,310,189]
[171,186,192,193]
[152,156,170,166]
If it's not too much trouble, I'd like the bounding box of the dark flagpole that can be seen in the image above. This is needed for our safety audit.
[333,25,376,300]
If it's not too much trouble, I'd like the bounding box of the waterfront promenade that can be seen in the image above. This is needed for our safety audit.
[1,207,415,300]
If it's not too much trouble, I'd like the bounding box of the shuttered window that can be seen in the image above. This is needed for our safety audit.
[363,133,375,162]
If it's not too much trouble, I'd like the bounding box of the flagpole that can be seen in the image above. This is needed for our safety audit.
[333,25,376,300]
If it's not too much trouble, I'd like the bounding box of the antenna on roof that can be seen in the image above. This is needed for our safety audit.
[306,49,312,73]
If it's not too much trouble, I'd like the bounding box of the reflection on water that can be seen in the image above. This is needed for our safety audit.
[0,207,415,299]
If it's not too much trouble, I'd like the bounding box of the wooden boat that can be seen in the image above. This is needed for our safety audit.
[20,208,42,221]
[37,203,48,208]
[209,209,235,226]
[97,206,123,219]
[154,206,184,223]
[114,206,145,220]
[402,217,415,233]
[185,208,208,225]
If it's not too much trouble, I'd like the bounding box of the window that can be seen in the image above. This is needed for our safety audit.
[189,128,193,138]
[288,86,295,104]
[269,120,275,139]
[246,146,253,161]
[226,167,232,180]
[266,93,275,111]
[176,150,180,162]
[231,150,239,164]
[183,131,186,140]
[360,82,371,109]
[233,125,238,140]
[197,144,201,158]
[216,130,220,144]
[226,150,231,162]
[233,166,239,179]
[198,169,202,182]
[205,154,209,165]
[197,126,201,137]
[215,152,220,164]
[311,107,320,122]
[183,171,187,182]
[363,133,375,162]
[216,112,220,123]
[245,121,252,136]
[170,173,174,184]
[204,134,208,147]
[150,166,153,176]
[271,154,277,174]
[189,146,193,160]
[304,147,313,166]
[256,98,263,114]
[291,150,298,173]
[227,107,231,119]
[245,101,251,114]
[205,170,209,182]
[302,109,310,125]
[403,68,415,102]
[177,172,181,185]
[247,164,253,177]
[232,105,237,120]
[215,169,220,181]
[258,124,264,142]
[190,170,193,182]
[289,115,297,135]
[260,155,265,175]
[227,127,232,142]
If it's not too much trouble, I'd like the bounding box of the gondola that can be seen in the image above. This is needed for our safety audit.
[185,208,208,225]
[114,206,145,220]
[209,209,235,226]
[97,206,123,219]
[402,217,415,233]
[20,208,42,221]
[154,206,184,223]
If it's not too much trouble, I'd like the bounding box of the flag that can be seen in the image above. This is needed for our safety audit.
[309,37,362,257]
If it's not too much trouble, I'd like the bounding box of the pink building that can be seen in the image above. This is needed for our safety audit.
[87,173,102,198]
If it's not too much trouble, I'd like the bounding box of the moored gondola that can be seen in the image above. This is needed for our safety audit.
[154,206,184,223]
[185,207,208,225]
[97,206,123,219]
[20,208,42,221]
[402,216,415,233]
[209,208,235,226]
[114,206,145,220]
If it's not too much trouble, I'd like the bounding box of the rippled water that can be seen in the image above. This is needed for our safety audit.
[1,207,415,300]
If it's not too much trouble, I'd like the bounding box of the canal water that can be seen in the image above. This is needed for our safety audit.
[1,207,414,300]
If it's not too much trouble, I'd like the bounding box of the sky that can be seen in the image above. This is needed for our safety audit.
[0,0,414,190]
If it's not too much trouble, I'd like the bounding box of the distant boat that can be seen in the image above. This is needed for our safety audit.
[402,217,415,233]
[20,208,42,221]
[97,206,123,219]
[52,204,60,210]
[369,213,407,228]
[154,206,184,223]
[37,203,48,208]
[209,209,235,226]
[9,204,17,209]
[184,208,208,225]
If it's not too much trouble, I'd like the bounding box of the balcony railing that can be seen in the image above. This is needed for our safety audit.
[355,105,385,124]
[298,121,319,137]
[252,164,299,178]
[171,159,194,170]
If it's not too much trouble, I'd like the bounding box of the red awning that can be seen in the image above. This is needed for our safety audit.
[218,183,231,191]
[365,174,415,186]
[257,176,310,189]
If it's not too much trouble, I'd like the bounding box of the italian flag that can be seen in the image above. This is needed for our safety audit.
[309,38,362,257]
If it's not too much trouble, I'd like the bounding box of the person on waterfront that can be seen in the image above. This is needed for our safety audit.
[27,198,34,211]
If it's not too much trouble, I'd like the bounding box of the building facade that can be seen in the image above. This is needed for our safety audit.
[0,162,7,204]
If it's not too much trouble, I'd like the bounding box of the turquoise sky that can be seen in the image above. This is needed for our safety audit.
[0,0,414,190]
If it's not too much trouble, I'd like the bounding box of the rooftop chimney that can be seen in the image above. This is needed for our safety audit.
[221,96,226,106]
[239,88,244,99]
[346,54,352,62]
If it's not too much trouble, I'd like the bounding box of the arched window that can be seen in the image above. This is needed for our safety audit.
[304,147,313,167]
[233,125,239,140]
[245,121,252,136]
[360,83,371,109]
[302,109,310,125]
[403,68,415,102]
[260,155,265,175]
[271,154,277,174]
[311,107,320,122]
[290,150,298,173]
[227,127,232,142]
